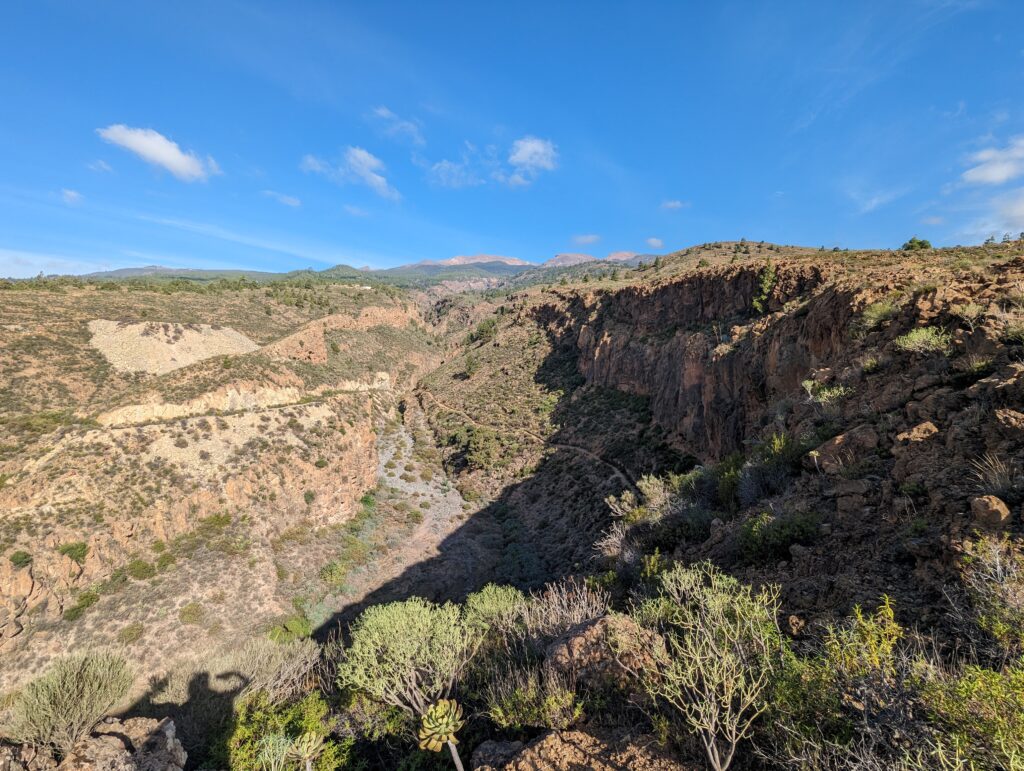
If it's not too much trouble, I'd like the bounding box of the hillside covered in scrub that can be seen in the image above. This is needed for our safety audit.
[2,239,1024,770]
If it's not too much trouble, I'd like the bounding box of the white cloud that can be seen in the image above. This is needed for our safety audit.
[660,199,690,210]
[61,189,83,205]
[573,234,600,245]
[842,180,907,214]
[87,159,112,173]
[300,154,328,174]
[262,190,301,207]
[344,147,400,200]
[371,105,425,146]
[646,237,663,249]
[500,136,558,186]
[962,136,1024,185]
[302,147,400,201]
[429,159,480,188]
[343,204,369,217]
[96,124,220,182]
[921,215,945,226]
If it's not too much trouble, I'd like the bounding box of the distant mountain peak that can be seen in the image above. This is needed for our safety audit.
[430,255,528,268]
[543,253,597,267]
[604,251,638,262]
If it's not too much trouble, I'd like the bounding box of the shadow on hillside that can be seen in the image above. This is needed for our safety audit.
[122,669,247,768]
[315,293,688,634]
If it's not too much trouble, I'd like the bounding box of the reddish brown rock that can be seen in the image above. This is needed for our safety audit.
[545,614,662,692]
[971,495,1012,528]
[807,424,879,475]
[472,729,696,771]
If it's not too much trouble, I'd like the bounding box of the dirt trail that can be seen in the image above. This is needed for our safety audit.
[327,397,478,616]
[417,389,640,494]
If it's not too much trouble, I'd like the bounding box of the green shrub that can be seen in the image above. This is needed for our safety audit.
[126,558,156,580]
[179,601,205,625]
[465,317,499,345]
[638,562,784,771]
[57,542,88,564]
[739,510,820,564]
[314,458,328,469]
[227,691,351,771]
[156,552,177,571]
[919,662,1024,769]
[486,664,582,731]
[268,614,313,643]
[901,236,932,251]
[117,622,145,645]
[861,298,899,330]
[63,590,100,621]
[4,651,133,758]
[9,550,32,568]
[1004,320,1024,345]
[303,490,316,506]
[894,326,952,355]
[823,596,903,680]
[752,260,777,314]
[336,597,484,718]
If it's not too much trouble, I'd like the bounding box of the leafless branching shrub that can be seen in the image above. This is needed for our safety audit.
[521,578,609,650]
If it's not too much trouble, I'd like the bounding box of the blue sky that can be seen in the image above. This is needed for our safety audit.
[2,1,1023,277]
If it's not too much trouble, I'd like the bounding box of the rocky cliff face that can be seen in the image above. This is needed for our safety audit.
[542,258,1024,623]
[565,263,833,459]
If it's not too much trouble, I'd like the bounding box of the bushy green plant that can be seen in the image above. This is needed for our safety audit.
[9,550,32,568]
[901,236,932,251]
[179,601,205,625]
[227,691,350,771]
[752,260,777,314]
[919,662,1024,769]
[4,651,133,758]
[637,562,783,771]
[894,326,952,355]
[57,542,88,564]
[486,664,582,731]
[464,317,499,345]
[63,589,100,621]
[117,622,145,645]
[126,558,156,580]
[738,510,820,564]
[861,298,900,330]
[268,614,313,643]
[337,597,484,717]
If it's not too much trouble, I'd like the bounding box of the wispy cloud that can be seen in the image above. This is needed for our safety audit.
[0,247,115,279]
[921,215,945,226]
[499,136,558,186]
[370,105,425,146]
[96,124,221,182]
[660,199,690,210]
[61,189,83,206]
[962,136,1024,185]
[573,233,600,245]
[87,159,112,173]
[843,181,908,214]
[262,189,301,207]
[646,237,664,249]
[302,147,401,201]
[343,204,369,217]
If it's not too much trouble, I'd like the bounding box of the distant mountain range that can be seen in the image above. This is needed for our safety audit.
[73,250,663,288]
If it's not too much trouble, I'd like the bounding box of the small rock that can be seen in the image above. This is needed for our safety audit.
[971,495,1012,528]
[896,421,939,444]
